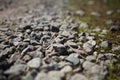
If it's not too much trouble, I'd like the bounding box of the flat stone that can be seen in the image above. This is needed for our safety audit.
[75,10,85,16]
[100,41,112,49]
[48,71,64,78]
[110,25,120,31]
[65,41,78,49]
[82,61,95,71]
[61,30,71,37]
[65,56,80,65]
[90,65,107,76]
[52,43,68,55]
[27,58,41,68]
[86,56,96,62]
[70,74,88,80]
[60,65,72,73]
[4,64,26,74]
[83,40,96,53]
[35,72,61,80]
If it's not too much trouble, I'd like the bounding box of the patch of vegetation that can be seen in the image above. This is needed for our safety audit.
[67,0,120,80]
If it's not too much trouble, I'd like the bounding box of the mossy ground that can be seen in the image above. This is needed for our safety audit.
[67,0,120,80]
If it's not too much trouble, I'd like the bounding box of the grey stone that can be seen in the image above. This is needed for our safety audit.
[35,72,61,80]
[112,46,120,51]
[83,61,95,71]
[52,43,68,55]
[4,64,27,74]
[23,70,37,80]
[48,71,64,78]
[91,12,100,17]
[90,65,107,76]
[79,22,88,28]
[65,56,80,65]
[0,28,8,31]
[106,10,113,15]
[100,41,112,49]
[61,30,71,37]
[60,65,72,73]
[27,58,41,68]
[70,74,88,80]
[86,56,96,62]
[65,41,78,49]
[83,40,96,53]
[110,25,120,31]
[58,61,72,68]
[75,10,85,16]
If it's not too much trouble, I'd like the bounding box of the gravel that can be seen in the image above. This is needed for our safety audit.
[0,0,118,80]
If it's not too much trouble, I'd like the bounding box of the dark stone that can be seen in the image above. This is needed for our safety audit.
[51,26,59,32]
[110,25,120,31]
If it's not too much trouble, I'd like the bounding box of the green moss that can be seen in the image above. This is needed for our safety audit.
[67,0,120,79]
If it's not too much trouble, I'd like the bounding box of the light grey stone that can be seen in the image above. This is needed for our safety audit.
[35,72,61,80]
[65,56,80,65]
[70,74,88,80]
[4,64,27,74]
[83,40,96,53]
[83,61,95,71]
[100,41,112,48]
[60,65,72,73]
[27,58,41,68]
[75,10,85,16]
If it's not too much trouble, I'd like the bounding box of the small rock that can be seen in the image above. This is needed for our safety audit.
[100,41,112,49]
[83,61,95,71]
[90,65,107,76]
[75,10,85,16]
[61,66,72,73]
[4,64,26,74]
[52,43,68,55]
[48,71,64,78]
[35,72,61,80]
[27,58,41,68]
[65,41,78,49]
[79,22,88,28]
[110,25,120,31]
[106,10,113,15]
[70,74,88,80]
[86,56,96,62]
[112,46,120,51]
[91,12,100,17]
[83,40,96,53]
[61,30,71,37]
[65,56,80,65]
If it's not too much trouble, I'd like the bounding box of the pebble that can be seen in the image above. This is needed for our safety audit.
[48,71,64,78]
[82,61,95,71]
[83,40,96,53]
[52,43,68,55]
[100,41,112,49]
[60,65,72,73]
[27,58,41,68]
[91,12,100,17]
[35,72,61,80]
[75,10,85,16]
[110,25,120,31]
[70,74,88,80]
[65,56,80,65]
[4,64,27,74]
